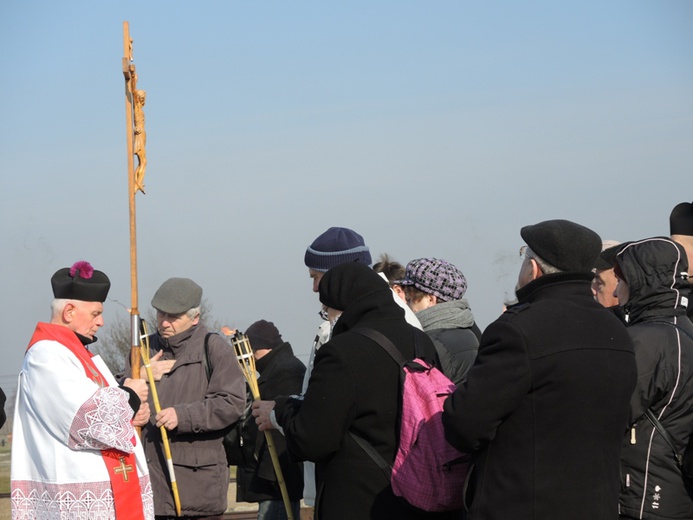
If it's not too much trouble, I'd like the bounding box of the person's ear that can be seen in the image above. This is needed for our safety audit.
[429,294,438,306]
[63,303,75,323]
[530,258,543,280]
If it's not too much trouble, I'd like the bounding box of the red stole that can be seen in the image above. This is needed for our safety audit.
[28,323,146,520]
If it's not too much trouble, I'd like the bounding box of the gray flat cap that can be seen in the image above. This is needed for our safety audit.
[151,277,202,314]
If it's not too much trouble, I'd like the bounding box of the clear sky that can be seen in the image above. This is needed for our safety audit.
[1,1,692,397]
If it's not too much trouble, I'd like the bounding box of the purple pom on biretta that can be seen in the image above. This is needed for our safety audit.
[70,261,94,279]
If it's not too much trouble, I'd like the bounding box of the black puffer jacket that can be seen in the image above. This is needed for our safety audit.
[616,237,693,520]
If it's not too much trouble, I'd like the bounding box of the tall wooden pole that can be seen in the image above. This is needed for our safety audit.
[122,25,183,515]
[122,21,141,383]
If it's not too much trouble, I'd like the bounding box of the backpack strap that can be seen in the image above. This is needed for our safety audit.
[351,327,406,366]
[351,326,430,368]
[347,327,415,480]
[350,432,392,479]
[203,332,214,382]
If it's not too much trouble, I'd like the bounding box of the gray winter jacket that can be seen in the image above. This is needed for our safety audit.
[141,324,245,516]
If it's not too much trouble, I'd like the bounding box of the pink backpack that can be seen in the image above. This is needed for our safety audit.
[350,328,471,512]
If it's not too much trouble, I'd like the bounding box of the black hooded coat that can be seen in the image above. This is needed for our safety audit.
[616,237,693,520]
[273,263,460,520]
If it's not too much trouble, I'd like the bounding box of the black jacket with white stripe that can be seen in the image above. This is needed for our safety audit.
[616,237,693,520]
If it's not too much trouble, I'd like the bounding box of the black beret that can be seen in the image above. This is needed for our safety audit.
[670,201,693,236]
[51,261,110,302]
[521,219,601,273]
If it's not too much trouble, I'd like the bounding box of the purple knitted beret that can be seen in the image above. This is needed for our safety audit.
[397,258,467,302]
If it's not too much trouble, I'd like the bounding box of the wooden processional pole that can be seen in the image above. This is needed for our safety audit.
[122,21,146,384]
[122,23,182,516]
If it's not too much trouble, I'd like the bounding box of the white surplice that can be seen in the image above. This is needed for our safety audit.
[11,325,154,519]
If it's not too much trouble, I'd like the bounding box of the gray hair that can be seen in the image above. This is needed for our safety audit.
[51,298,70,319]
[186,306,201,320]
[526,247,562,275]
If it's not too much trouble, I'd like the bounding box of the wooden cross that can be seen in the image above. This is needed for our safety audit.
[114,456,134,482]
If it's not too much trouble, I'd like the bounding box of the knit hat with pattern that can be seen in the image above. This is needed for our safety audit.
[397,258,467,302]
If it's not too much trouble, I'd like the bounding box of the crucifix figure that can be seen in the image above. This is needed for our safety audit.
[133,86,147,194]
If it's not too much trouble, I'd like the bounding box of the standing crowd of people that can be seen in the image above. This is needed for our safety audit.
[8,200,693,520]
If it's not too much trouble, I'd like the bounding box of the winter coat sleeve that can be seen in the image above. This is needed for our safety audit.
[627,325,671,421]
[274,343,356,462]
[442,319,532,451]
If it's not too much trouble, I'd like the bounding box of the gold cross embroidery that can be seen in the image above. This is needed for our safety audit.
[114,456,134,482]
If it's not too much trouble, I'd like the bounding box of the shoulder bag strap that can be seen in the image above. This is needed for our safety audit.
[346,327,403,478]
[203,332,214,382]
[350,327,407,366]
[641,320,692,468]
[644,409,684,468]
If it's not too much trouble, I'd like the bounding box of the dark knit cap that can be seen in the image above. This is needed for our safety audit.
[51,261,110,302]
[245,320,283,351]
[595,244,622,270]
[397,258,468,302]
[151,277,202,314]
[670,201,693,236]
[304,227,372,272]
[521,219,601,273]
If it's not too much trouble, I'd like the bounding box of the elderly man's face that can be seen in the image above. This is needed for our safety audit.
[68,301,105,340]
[157,310,199,339]
[592,268,619,307]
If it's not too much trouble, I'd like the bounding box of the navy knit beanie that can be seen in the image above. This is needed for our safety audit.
[304,227,372,272]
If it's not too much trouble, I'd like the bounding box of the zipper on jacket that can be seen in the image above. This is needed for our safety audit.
[630,426,636,444]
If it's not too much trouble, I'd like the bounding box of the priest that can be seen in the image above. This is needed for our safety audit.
[11,260,154,519]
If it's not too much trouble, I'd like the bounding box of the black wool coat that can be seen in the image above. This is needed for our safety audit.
[443,272,637,520]
[274,263,460,520]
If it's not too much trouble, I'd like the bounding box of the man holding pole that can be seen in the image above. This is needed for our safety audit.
[139,277,245,520]
[235,319,306,520]
[11,260,154,520]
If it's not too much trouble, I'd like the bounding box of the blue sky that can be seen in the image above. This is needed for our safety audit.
[1,1,692,395]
